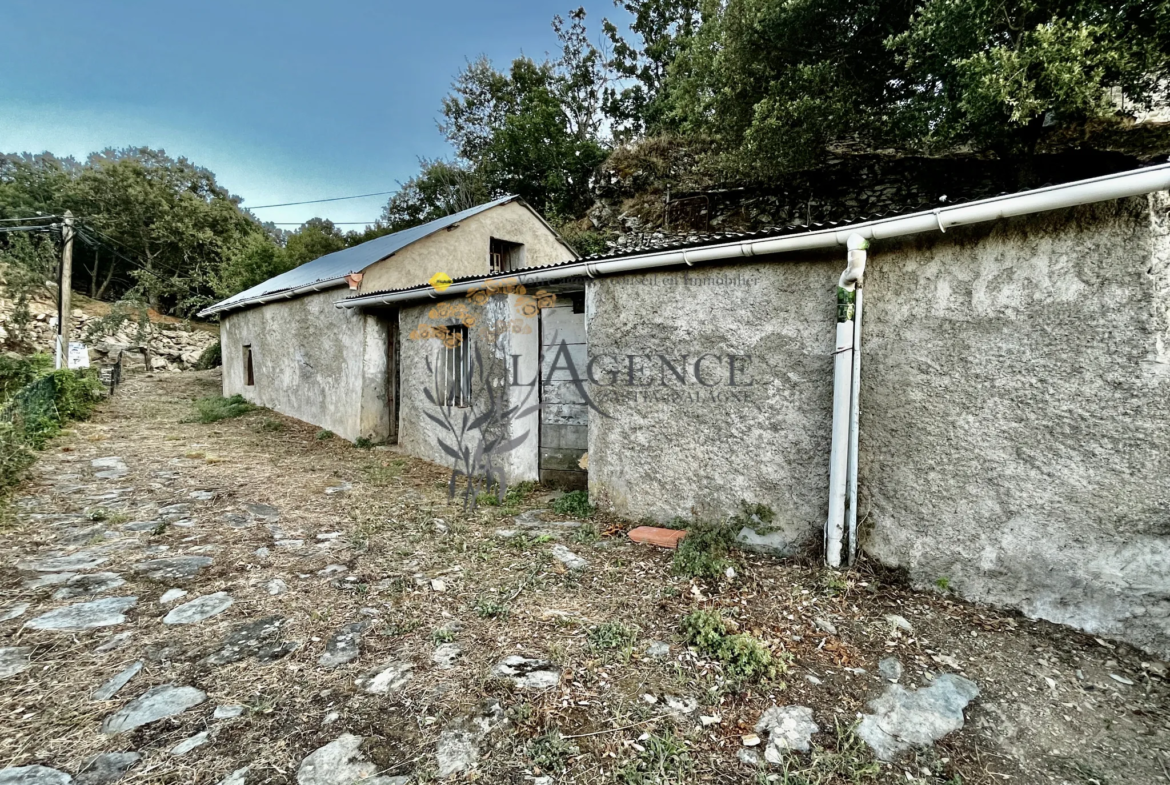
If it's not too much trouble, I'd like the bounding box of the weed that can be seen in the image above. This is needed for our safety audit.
[572,521,600,545]
[184,451,205,459]
[617,731,692,784]
[935,576,952,592]
[587,621,638,650]
[672,520,737,580]
[772,719,881,784]
[194,341,221,370]
[553,490,594,518]
[256,417,284,432]
[431,628,456,644]
[85,507,112,522]
[193,395,254,423]
[380,619,422,637]
[316,429,334,440]
[680,609,784,685]
[820,571,849,596]
[151,521,169,536]
[474,597,510,619]
[528,731,580,774]
[362,459,406,486]
[354,436,373,449]
[478,480,538,507]
[84,508,131,526]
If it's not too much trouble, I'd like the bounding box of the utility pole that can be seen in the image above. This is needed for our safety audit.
[56,211,74,369]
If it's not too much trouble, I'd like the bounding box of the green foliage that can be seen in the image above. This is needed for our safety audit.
[552,490,594,518]
[935,576,952,592]
[431,628,456,644]
[194,340,221,370]
[0,353,51,405]
[214,232,295,300]
[671,519,736,579]
[474,597,511,619]
[256,417,284,432]
[617,731,692,784]
[768,719,882,784]
[478,480,537,508]
[0,364,104,498]
[0,234,59,348]
[354,436,373,449]
[315,429,334,440]
[680,609,782,685]
[378,159,490,233]
[193,394,254,423]
[587,621,638,650]
[556,221,612,257]
[283,218,348,267]
[527,731,580,774]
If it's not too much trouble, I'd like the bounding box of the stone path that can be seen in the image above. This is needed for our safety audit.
[0,369,1166,785]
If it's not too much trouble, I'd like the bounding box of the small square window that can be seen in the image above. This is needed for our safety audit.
[489,237,524,274]
[435,326,470,407]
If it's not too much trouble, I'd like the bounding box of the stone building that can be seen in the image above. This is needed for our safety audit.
[328,165,1170,658]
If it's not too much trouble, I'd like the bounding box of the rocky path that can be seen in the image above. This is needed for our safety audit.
[0,370,1167,784]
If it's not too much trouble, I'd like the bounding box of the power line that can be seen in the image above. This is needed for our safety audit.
[0,225,52,233]
[246,190,396,209]
[269,221,382,225]
[0,215,59,222]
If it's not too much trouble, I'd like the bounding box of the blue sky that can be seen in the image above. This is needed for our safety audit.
[0,0,627,227]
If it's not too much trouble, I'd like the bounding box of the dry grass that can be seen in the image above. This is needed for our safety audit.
[0,369,1166,784]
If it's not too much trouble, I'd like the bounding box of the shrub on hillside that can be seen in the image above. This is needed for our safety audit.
[195,340,222,370]
[193,394,254,423]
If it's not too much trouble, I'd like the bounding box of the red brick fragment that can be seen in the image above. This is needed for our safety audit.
[628,526,687,549]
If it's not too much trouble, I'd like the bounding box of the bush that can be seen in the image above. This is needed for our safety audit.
[553,490,594,517]
[194,340,222,370]
[587,621,637,651]
[0,353,52,405]
[193,394,254,423]
[316,429,334,440]
[680,609,782,685]
[672,520,737,580]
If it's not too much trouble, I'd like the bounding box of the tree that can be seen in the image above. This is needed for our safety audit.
[214,232,293,299]
[379,159,489,233]
[284,218,348,267]
[602,0,703,139]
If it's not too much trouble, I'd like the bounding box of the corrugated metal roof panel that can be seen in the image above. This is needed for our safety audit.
[200,194,519,315]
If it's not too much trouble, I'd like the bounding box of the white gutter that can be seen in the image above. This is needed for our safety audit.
[198,277,349,318]
[337,161,1170,309]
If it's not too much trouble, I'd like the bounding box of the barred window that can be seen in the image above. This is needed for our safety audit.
[436,326,470,407]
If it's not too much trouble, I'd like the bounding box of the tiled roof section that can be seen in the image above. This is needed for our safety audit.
[201,195,520,314]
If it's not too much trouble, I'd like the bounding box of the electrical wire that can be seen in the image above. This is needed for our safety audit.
[245,190,396,209]
[0,225,52,233]
[269,221,382,225]
[0,215,59,222]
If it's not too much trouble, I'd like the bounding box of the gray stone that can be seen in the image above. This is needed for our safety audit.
[17,551,108,572]
[814,618,837,636]
[205,616,287,665]
[26,596,137,631]
[432,643,462,670]
[214,705,245,719]
[295,734,402,785]
[75,752,140,785]
[491,656,561,689]
[435,701,506,778]
[319,622,369,667]
[755,705,819,762]
[243,503,280,520]
[101,684,208,734]
[158,504,191,519]
[879,657,903,683]
[159,589,188,604]
[645,641,671,659]
[170,731,210,756]
[0,647,33,679]
[94,632,133,653]
[163,592,233,624]
[356,660,414,693]
[215,768,248,785]
[0,603,30,622]
[254,547,270,558]
[188,490,215,501]
[122,520,160,533]
[884,614,913,632]
[324,481,352,495]
[91,661,143,700]
[0,765,72,785]
[265,578,288,595]
[857,673,980,761]
[550,544,588,570]
[23,572,76,589]
[317,564,347,578]
[275,539,304,549]
[52,573,125,601]
[132,556,213,581]
[225,514,251,528]
[663,695,699,715]
[735,527,799,557]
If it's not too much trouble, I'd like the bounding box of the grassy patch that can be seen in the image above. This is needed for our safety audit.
[315,429,334,440]
[680,609,784,686]
[528,731,580,774]
[193,394,254,423]
[255,417,284,432]
[587,621,638,651]
[474,597,510,619]
[672,520,737,580]
[617,731,693,784]
[362,458,406,486]
[553,489,594,517]
[769,720,882,784]
[477,480,538,508]
[85,507,130,525]
[354,436,373,449]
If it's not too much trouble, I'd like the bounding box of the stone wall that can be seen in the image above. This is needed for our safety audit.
[585,195,1170,657]
[0,283,218,371]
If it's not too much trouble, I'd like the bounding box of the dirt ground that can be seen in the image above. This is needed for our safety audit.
[1,369,1168,784]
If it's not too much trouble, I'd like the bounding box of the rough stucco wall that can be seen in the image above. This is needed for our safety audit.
[586,196,1170,656]
[397,295,541,484]
[860,196,1170,658]
[220,288,366,441]
[586,264,836,550]
[358,202,576,295]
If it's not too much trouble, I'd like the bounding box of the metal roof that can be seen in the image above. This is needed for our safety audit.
[199,194,520,316]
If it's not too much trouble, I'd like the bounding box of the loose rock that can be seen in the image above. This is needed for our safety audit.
[163,592,234,624]
[296,734,405,785]
[550,544,588,570]
[0,765,72,785]
[18,551,109,573]
[216,768,248,785]
[102,684,207,734]
[265,578,288,596]
[319,622,369,668]
[26,596,137,631]
[132,556,213,581]
[75,752,140,785]
[0,603,30,622]
[0,647,33,679]
[204,616,288,665]
[214,705,245,719]
[492,656,561,689]
[879,657,903,683]
[755,705,819,762]
[91,661,143,701]
[94,632,133,654]
[857,673,980,760]
[52,573,125,601]
[432,643,462,670]
[170,731,210,756]
[159,589,188,604]
[355,660,414,694]
[243,503,280,520]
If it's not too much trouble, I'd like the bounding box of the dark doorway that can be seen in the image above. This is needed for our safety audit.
[387,315,400,444]
[243,345,254,387]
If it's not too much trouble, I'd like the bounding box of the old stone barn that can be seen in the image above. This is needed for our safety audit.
[201,166,1170,659]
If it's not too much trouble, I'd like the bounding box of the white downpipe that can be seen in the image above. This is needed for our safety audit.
[845,238,868,566]
[826,235,868,567]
